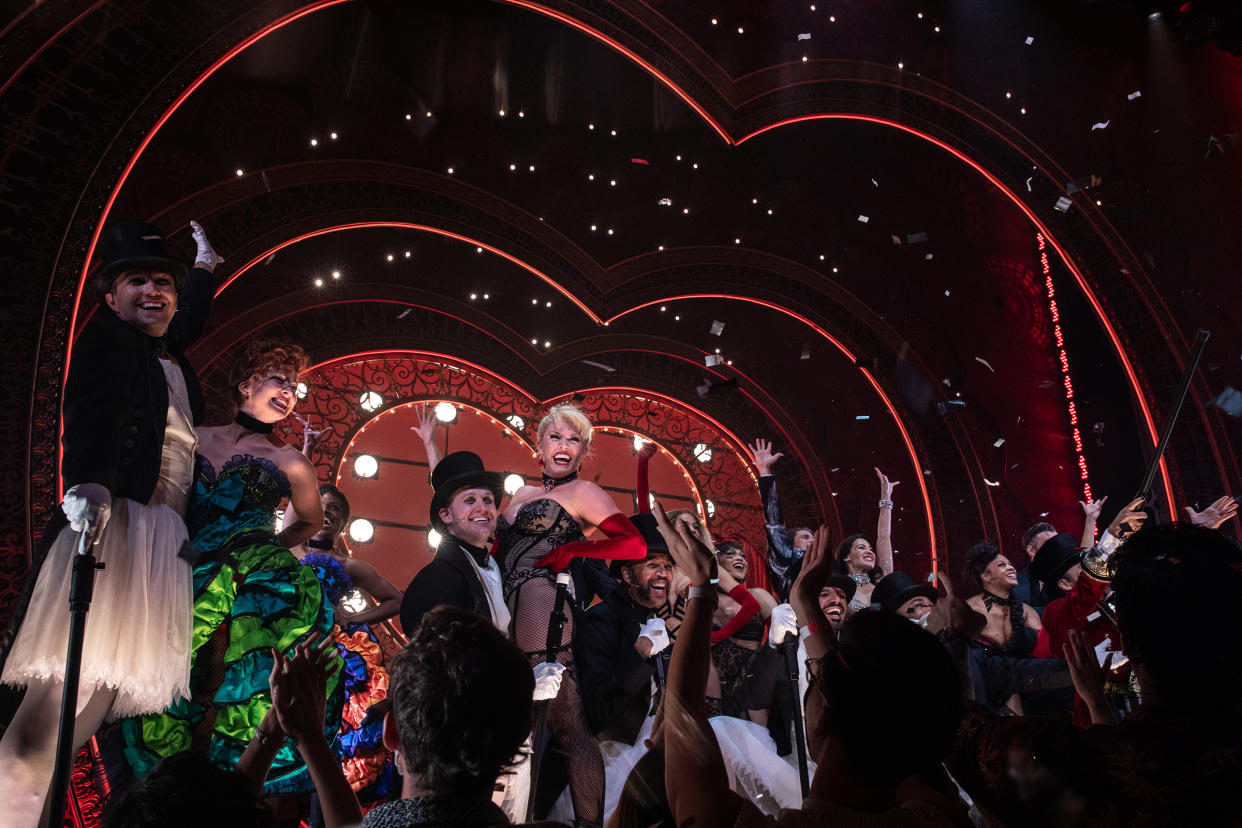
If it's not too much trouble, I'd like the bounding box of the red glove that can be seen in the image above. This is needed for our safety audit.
[535,513,646,572]
[711,584,761,644]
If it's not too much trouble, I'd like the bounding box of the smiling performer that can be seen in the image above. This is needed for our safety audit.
[121,338,338,788]
[0,221,220,827]
[497,404,646,827]
[833,468,899,613]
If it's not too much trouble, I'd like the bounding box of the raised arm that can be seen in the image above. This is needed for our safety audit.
[1079,496,1106,550]
[874,468,898,575]
[654,504,744,825]
[790,525,839,662]
[410,402,443,481]
[534,482,646,572]
[751,438,801,601]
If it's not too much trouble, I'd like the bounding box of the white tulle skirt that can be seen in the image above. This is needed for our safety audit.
[2,497,193,718]
[548,713,814,824]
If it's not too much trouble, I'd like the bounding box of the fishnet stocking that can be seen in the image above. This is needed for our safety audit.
[509,577,604,824]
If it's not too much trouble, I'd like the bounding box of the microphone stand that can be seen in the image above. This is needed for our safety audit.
[48,520,106,818]
[526,572,571,822]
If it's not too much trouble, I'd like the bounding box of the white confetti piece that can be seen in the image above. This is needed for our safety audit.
[830,467,840,472]
[984,478,1000,487]
[1025,177,1033,192]
[891,235,903,245]
[800,345,811,360]
[994,438,1006,447]
[1054,196,1073,213]
[1127,90,1142,100]
[857,214,870,223]
[1091,120,1110,131]
[705,354,724,367]
[924,253,934,260]
[944,290,951,296]
[797,32,812,40]
[1025,36,1034,45]
[975,356,995,372]
[579,359,615,372]
[855,415,870,420]
[658,197,672,206]
[1040,512,1049,517]
[709,320,725,336]
[871,178,879,187]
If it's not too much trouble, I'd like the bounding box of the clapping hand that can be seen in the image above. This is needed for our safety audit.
[652,503,717,586]
[268,632,339,745]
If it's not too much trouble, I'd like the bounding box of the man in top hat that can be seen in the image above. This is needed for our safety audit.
[871,571,939,623]
[0,220,223,825]
[574,513,675,744]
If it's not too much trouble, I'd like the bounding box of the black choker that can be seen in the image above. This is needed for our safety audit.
[542,470,578,491]
[306,537,335,550]
[980,589,1012,612]
[235,410,274,434]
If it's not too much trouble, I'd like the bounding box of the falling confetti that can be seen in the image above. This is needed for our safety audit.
[924,253,935,260]
[800,345,811,360]
[891,235,903,245]
[984,478,1000,487]
[1091,120,1110,131]
[630,157,649,165]
[858,214,870,223]
[1025,36,1035,45]
[907,231,929,244]
[579,359,616,372]
[658,197,673,206]
[1054,196,1073,213]
[709,320,725,336]
[1026,177,1033,192]
[975,356,996,372]
[871,178,879,187]
[994,438,1006,447]
[705,354,724,367]
[1127,90,1142,100]
[855,415,870,420]
[797,32,812,40]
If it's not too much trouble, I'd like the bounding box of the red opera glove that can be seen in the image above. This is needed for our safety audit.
[534,513,646,572]
[711,584,761,644]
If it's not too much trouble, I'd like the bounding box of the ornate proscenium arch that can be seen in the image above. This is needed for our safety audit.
[6,0,1235,619]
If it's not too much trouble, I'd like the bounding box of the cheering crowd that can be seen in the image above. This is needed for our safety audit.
[1,222,1239,827]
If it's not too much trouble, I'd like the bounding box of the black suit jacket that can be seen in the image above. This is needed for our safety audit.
[61,265,213,502]
[574,586,657,744]
[400,539,495,636]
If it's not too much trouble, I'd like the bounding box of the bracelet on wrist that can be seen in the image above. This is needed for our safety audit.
[878,499,894,510]
[799,622,821,639]
[688,585,718,601]
[254,727,280,747]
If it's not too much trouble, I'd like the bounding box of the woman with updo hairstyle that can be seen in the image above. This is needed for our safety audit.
[123,338,339,790]
[496,403,646,825]
[832,468,899,613]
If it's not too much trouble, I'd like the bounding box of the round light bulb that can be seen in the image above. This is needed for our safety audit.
[354,454,379,478]
[427,528,442,548]
[434,402,458,423]
[349,518,374,543]
[504,473,525,495]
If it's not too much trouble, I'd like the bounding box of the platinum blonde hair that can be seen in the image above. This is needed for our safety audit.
[537,403,593,451]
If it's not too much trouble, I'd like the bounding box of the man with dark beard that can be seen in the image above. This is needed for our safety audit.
[574,515,674,745]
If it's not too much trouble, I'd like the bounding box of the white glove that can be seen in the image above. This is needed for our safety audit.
[638,617,670,656]
[62,483,112,535]
[768,603,799,647]
[190,221,225,269]
[532,662,566,702]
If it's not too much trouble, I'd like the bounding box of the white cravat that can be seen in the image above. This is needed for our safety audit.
[458,543,511,633]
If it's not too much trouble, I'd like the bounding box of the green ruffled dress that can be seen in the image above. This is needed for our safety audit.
[121,453,339,789]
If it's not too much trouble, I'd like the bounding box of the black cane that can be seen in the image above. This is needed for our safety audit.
[49,523,106,818]
[781,641,810,798]
[526,571,571,821]
[1127,329,1209,525]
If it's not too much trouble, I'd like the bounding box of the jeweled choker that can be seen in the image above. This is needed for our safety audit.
[850,572,871,586]
[542,470,578,491]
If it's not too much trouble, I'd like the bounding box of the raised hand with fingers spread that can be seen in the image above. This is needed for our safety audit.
[1184,495,1238,530]
[749,438,783,477]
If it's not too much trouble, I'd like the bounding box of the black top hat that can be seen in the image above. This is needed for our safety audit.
[428,451,504,533]
[871,571,938,614]
[609,513,672,579]
[91,221,189,302]
[1029,532,1083,595]
[825,572,858,604]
